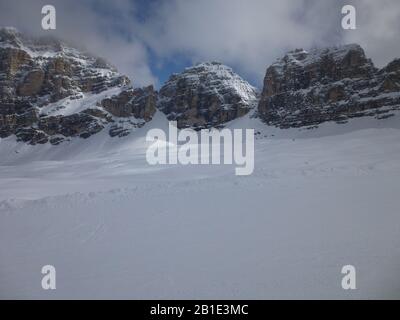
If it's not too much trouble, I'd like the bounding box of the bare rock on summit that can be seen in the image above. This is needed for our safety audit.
[158,62,258,129]
[258,44,400,128]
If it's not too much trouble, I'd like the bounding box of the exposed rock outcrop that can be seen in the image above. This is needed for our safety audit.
[101,85,157,121]
[158,62,257,129]
[258,44,400,128]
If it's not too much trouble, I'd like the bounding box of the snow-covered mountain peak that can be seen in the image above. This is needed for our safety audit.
[259,43,400,128]
[0,27,119,74]
[158,61,258,129]
[0,27,156,145]
[185,61,233,74]
[284,43,364,64]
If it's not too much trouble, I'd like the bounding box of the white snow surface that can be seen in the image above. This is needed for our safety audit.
[1,112,400,299]
[39,86,126,117]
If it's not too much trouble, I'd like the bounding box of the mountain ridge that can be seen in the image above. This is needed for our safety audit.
[1,27,400,145]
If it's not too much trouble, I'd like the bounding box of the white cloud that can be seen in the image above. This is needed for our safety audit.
[137,0,344,84]
[1,0,399,87]
[343,0,400,67]
[138,0,400,84]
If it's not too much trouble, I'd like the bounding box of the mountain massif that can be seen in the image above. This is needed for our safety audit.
[1,27,400,145]
[258,44,400,128]
[0,27,156,144]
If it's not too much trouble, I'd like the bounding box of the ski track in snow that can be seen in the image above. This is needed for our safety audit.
[1,113,400,299]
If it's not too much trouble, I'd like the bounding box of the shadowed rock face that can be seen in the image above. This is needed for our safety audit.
[0,27,156,144]
[258,44,400,128]
[101,86,157,122]
[158,62,258,129]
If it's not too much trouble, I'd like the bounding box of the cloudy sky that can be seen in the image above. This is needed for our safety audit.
[1,0,399,88]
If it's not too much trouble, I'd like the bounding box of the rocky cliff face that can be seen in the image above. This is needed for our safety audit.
[100,86,157,137]
[0,27,156,144]
[158,62,258,129]
[258,44,400,128]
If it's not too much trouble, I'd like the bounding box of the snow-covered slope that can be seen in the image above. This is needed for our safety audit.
[1,113,400,299]
[1,28,400,300]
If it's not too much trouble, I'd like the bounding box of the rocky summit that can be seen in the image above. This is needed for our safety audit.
[258,44,400,128]
[0,27,156,145]
[158,62,258,129]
